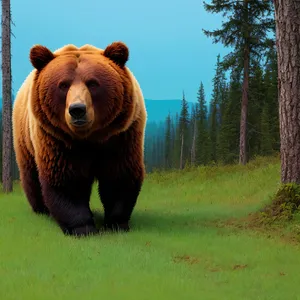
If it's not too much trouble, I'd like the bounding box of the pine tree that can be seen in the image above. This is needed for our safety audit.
[190,104,197,166]
[208,55,224,163]
[218,68,242,164]
[196,82,210,165]
[179,91,190,169]
[203,0,275,165]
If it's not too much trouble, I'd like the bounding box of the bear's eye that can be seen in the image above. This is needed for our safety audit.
[58,81,71,91]
[86,79,99,89]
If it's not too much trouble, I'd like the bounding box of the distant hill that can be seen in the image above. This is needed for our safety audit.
[0,97,194,124]
[145,99,194,123]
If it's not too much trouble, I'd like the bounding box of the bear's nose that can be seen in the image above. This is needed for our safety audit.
[69,103,87,119]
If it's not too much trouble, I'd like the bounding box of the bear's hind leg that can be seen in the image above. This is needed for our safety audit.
[19,152,49,215]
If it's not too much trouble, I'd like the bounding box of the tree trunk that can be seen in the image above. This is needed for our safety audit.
[1,0,13,192]
[239,0,250,165]
[180,131,184,170]
[274,0,300,184]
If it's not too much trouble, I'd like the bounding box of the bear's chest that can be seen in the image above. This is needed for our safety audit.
[65,144,98,178]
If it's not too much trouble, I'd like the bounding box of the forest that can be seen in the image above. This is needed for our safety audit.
[134,1,278,173]
[144,47,278,172]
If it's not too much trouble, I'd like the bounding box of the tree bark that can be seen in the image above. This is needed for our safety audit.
[239,0,250,165]
[274,0,300,184]
[1,0,13,192]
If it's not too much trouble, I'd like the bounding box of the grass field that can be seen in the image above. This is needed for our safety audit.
[1,156,300,300]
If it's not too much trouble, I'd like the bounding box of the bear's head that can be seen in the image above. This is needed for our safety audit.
[29,42,136,142]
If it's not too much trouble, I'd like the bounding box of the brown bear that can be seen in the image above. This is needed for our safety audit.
[12,41,147,237]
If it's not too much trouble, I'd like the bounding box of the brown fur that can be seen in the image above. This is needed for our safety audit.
[12,42,147,236]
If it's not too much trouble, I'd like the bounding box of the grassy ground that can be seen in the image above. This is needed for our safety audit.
[1,156,300,300]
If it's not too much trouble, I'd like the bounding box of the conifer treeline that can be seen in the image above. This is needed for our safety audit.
[144,45,278,172]
[144,0,277,173]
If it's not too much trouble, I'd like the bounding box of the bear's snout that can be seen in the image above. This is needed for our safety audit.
[69,103,87,126]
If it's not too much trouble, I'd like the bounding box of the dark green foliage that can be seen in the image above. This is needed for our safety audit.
[203,0,275,72]
[218,69,242,163]
[260,103,273,156]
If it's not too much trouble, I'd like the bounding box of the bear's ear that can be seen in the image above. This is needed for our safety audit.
[103,41,129,68]
[30,45,55,71]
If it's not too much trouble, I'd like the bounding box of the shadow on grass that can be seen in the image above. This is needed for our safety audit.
[91,208,223,236]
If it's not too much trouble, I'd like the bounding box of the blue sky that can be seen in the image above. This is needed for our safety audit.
[4,0,228,103]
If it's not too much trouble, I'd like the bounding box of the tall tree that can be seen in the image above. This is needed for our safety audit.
[203,0,275,165]
[239,0,250,165]
[1,0,13,192]
[218,68,242,164]
[179,91,190,169]
[190,104,197,166]
[209,55,221,162]
[196,82,210,165]
[274,0,300,183]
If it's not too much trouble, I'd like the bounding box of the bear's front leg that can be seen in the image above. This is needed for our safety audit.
[97,148,144,232]
[39,177,98,237]
[98,174,143,232]
[97,120,146,232]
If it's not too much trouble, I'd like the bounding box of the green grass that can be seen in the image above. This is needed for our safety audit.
[2,156,300,300]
